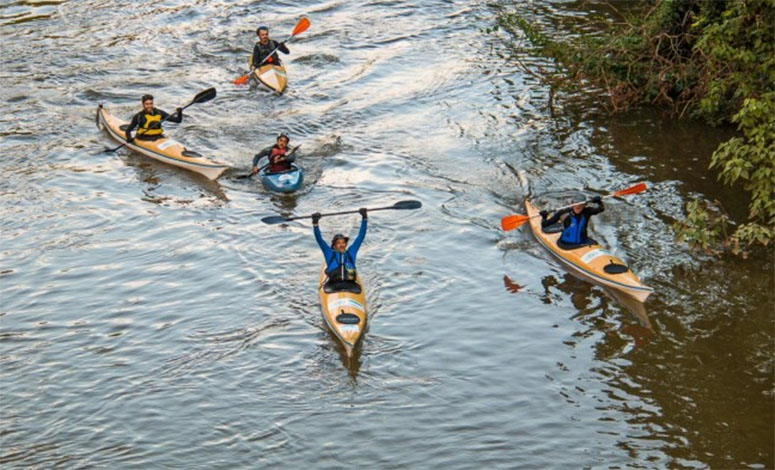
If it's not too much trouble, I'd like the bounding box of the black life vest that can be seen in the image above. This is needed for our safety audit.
[255,40,280,65]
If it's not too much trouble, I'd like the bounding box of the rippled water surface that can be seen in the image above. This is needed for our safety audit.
[1,0,773,468]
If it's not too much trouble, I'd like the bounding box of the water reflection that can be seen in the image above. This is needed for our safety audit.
[325,329,362,378]
[503,273,654,349]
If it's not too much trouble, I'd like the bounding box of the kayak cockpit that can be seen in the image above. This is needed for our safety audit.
[324,280,362,294]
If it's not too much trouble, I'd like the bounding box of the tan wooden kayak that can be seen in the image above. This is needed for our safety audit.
[253,64,287,94]
[96,105,228,180]
[318,267,367,357]
[525,200,654,302]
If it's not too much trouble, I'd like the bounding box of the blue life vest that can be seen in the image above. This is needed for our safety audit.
[560,213,588,245]
[326,251,357,281]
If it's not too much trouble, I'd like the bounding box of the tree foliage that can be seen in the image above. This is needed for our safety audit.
[498,0,775,254]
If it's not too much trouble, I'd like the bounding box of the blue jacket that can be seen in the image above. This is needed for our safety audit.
[314,219,367,280]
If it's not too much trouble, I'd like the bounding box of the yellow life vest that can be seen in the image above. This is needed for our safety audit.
[137,111,163,136]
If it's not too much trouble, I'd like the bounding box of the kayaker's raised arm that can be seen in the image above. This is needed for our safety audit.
[312,213,333,260]
[347,209,368,260]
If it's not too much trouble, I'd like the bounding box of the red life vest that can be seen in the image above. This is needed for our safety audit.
[268,146,290,172]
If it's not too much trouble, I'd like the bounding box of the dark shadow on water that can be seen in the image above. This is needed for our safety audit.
[503,273,654,348]
[121,157,229,202]
[325,328,362,379]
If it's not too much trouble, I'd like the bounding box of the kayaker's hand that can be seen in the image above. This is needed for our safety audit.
[312,212,321,226]
[251,166,258,175]
[176,107,183,115]
[539,210,549,218]
[359,208,368,220]
[591,195,602,203]
[126,136,134,144]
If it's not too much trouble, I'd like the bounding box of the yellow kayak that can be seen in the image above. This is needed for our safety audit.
[96,105,228,180]
[318,267,367,357]
[253,64,287,94]
[525,200,654,302]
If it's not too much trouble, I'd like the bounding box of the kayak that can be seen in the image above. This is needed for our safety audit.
[318,267,367,358]
[525,200,654,302]
[253,64,287,93]
[96,105,228,180]
[259,163,303,193]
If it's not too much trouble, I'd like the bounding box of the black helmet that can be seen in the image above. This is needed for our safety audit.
[257,25,269,34]
[141,94,153,103]
[330,233,349,246]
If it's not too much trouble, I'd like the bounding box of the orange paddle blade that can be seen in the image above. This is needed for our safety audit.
[292,17,311,36]
[233,73,250,85]
[613,182,646,197]
[501,214,530,231]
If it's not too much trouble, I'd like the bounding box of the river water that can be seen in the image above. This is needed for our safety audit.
[1,0,772,468]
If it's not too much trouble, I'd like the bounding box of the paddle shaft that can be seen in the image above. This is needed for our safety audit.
[536,183,646,217]
[500,182,646,231]
[262,200,421,224]
[288,204,405,222]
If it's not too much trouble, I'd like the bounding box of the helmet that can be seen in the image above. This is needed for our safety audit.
[331,234,349,246]
[571,192,587,204]
[141,94,154,103]
[257,25,269,34]
[277,133,290,142]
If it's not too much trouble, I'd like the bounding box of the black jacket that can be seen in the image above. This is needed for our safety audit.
[251,39,289,67]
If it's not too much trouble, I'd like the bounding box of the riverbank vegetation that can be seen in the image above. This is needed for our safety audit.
[497,0,774,255]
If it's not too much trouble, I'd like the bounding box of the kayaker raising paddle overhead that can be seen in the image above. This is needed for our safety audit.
[124,94,182,143]
[250,25,289,70]
[540,193,604,249]
[252,134,297,175]
[313,208,368,288]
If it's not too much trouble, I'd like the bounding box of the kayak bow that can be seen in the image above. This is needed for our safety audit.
[319,267,367,358]
[259,163,303,193]
[253,64,287,94]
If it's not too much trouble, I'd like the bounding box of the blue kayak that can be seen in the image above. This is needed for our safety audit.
[259,163,303,193]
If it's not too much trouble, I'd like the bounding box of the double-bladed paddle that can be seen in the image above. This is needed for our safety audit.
[261,200,422,224]
[233,17,311,86]
[100,87,217,154]
[500,182,647,231]
[236,145,301,179]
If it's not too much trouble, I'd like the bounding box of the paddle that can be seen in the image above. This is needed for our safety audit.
[233,17,311,86]
[261,200,422,224]
[101,87,217,154]
[500,182,647,231]
[236,144,301,179]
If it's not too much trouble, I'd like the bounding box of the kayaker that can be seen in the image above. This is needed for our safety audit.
[125,94,182,143]
[252,134,296,174]
[540,193,604,249]
[312,208,368,285]
[250,25,290,69]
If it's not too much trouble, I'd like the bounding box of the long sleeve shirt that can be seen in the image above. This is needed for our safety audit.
[314,219,367,278]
